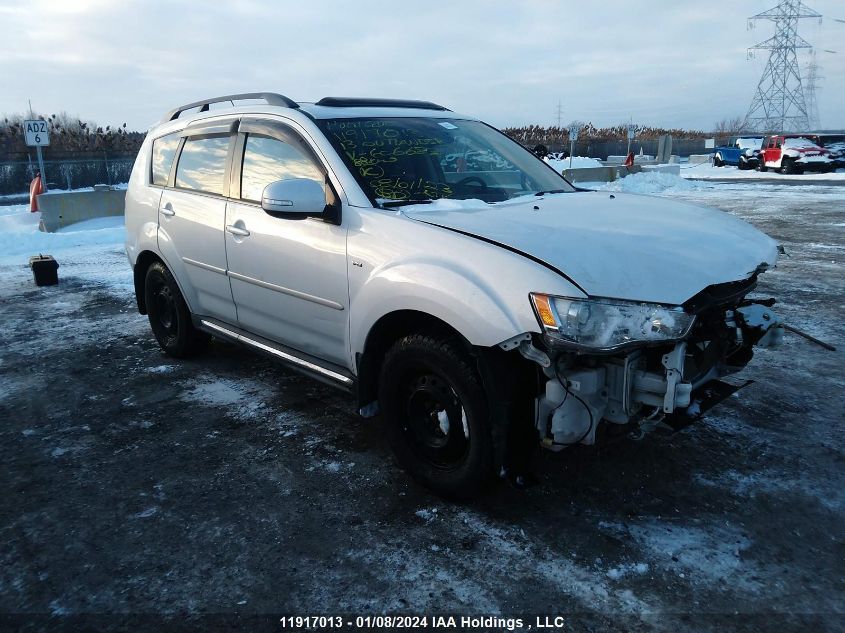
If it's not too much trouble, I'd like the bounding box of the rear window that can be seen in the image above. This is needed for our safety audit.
[150,133,181,186]
[174,135,231,195]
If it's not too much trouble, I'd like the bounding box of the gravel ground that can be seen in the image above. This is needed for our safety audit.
[0,181,842,632]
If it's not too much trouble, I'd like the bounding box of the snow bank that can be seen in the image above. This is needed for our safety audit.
[0,203,131,298]
[600,171,699,194]
[546,156,604,171]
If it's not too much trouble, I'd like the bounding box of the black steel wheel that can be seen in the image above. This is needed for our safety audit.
[144,261,208,357]
[378,334,494,498]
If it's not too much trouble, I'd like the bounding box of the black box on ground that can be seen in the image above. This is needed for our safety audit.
[29,255,59,286]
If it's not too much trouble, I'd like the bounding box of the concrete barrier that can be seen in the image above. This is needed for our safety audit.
[561,165,642,184]
[37,188,125,232]
[687,154,712,166]
[606,155,656,165]
[641,164,681,176]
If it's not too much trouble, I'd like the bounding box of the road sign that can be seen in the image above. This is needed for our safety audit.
[627,127,636,140]
[24,119,50,147]
[569,126,579,142]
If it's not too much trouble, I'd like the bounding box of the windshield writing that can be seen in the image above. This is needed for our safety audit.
[318,117,573,204]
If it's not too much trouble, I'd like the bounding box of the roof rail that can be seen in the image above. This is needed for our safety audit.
[314,97,450,111]
[163,92,299,122]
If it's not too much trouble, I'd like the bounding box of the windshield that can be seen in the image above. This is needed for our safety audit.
[735,137,763,150]
[317,117,574,204]
[783,137,821,149]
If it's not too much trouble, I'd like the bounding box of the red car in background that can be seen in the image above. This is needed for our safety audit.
[757,135,834,174]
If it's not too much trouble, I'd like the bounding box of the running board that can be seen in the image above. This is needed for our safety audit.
[196,318,355,391]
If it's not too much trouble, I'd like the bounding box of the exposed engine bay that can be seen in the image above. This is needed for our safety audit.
[500,279,785,448]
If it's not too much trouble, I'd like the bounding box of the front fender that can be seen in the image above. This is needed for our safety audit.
[350,258,532,360]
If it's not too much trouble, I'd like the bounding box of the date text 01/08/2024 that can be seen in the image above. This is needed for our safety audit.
[278,615,570,630]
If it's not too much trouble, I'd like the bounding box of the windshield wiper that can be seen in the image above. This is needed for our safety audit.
[379,199,435,208]
[534,189,570,196]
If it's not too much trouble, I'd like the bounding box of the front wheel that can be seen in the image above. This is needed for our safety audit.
[757,161,768,172]
[781,159,798,175]
[378,334,494,499]
[144,261,209,357]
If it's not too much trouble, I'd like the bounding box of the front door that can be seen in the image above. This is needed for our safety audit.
[764,136,783,168]
[224,120,350,367]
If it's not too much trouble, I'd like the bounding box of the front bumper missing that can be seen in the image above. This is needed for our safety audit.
[501,300,784,449]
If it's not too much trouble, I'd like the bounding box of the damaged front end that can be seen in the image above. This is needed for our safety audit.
[500,277,783,449]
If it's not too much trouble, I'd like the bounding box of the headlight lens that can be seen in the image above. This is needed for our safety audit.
[530,294,695,350]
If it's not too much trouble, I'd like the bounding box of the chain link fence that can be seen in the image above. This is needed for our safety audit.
[0,152,137,196]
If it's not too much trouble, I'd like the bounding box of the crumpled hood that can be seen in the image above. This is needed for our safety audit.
[403,191,779,305]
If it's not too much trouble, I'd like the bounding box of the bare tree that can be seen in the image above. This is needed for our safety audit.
[713,116,746,136]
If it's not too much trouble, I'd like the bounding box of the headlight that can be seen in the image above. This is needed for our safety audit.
[744,149,754,157]
[530,294,695,351]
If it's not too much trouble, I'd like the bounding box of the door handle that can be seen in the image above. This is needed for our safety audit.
[161,203,175,217]
[226,224,250,237]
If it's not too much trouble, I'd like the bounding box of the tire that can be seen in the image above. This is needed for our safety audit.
[781,159,797,175]
[738,159,749,171]
[757,161,768,173]
[713,154,724,167]
[378,334,494,499]
[144,261,209,357]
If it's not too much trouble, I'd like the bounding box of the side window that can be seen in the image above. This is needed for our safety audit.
[174,135,231,195]
[240,134,324,203]
[150,133,180,186]
[775,137,782,149]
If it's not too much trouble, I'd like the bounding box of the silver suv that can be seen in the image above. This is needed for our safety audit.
[126,92,783,498]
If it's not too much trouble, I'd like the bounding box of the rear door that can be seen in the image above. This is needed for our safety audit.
[224,119,350,366]
[157,121,238,322]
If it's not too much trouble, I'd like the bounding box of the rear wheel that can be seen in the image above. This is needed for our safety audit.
[757,161,768,172]
[378,334,494,499]
[144,262,209,357]
[713,154,724,167]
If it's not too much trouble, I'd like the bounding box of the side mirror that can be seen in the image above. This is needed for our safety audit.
[261,178,326,216]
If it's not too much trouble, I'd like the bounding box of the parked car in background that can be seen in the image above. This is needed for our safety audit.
[713,136,764,170]
[757,135,834,174]
[810,134,845,169]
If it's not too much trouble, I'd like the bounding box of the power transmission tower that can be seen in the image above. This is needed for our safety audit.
[743,0,822,133]
[555,100,563,128]
[804,51,822,129]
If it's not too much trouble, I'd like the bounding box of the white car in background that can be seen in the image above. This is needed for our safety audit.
[125,92,784,498]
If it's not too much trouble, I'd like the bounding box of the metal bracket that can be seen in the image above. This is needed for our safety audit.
[519,339,551,368]
[661,342,688,413]
[498,332,531,351]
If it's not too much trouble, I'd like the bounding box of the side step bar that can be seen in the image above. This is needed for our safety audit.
[196,318,355,392]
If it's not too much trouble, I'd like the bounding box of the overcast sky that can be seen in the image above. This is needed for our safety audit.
[1,0,843,132]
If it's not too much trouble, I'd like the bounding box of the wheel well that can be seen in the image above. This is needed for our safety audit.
[356,310,467,408]
[133,250,164,314]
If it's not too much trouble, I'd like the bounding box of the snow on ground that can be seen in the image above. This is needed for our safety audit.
[1,173,843,628]
[546,156,604,171]
[0,203,131,299]
[681,162,845,181]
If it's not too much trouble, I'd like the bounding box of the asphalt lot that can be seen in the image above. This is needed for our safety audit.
[0,180,843,632]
